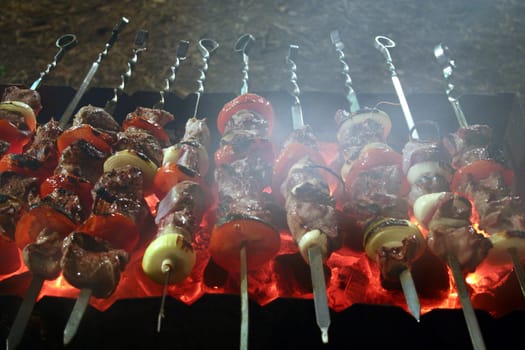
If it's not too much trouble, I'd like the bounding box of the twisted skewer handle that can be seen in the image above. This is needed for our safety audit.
[192,38,219,118]
[30,34,77,90]
[330,30,360,113]
[155,40,189,109]
[105,29,148,114]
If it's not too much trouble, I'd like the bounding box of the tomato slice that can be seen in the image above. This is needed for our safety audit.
[0,119,32,154]
[451,159,514,191]
[57,124,113,154]
[217,93,274,136]
[122,115,170,146]
[152,163,204,201]
[344,144,409,195]
[209,216,280,273]
[215,138,275,167]
[78,213,139,253]
[15,205,76,249]
[0,153,50,181]
[40,174,94,210]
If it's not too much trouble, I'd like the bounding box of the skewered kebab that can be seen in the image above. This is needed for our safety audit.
[209,34,279,350]
[331,31,424,320]
[57,31,158,345]
[5,28,142,350]
[435,44,525,296]
[375,36,487,349]
[141,38,215,332]
[0,34,77,212]
[272,44,337,343]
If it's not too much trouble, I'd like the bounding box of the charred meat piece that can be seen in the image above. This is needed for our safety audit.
[443,124,493,169]
[55,139,110,184]
[92,165,144,202]
[23,229,63,279]
[0,195,26,241]
[156,181,206,231]
[336,110,386,163]
[282,125,319,150]
[428,225,492,274]
[39,187,86,224]
[1,86,42,115]
[422,193,492,273]
[72,105,121,139]
[0,140,10,157]
[61,231,129,298]
[280,156,338,252]
[92,165,149,224]
[402,138,450,174]
[456,172,525,234]
[125,106,175,128]
[377,235,421,283]
[224,110,269,137]
[114,127,163,166]
[23,118,63,165]
[343,164,408,227]
[0,171,39,203]
[181,117,210,148]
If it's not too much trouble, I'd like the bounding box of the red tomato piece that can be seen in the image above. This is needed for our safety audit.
[451,159,514,191]
[40,174,94,210]
[0,153,50,181]
[0,119,32,154]
[152,163,203,200]
[57,124,113,154]
[209,216,280,273]
[122,115,170,146]
[15,205,76,249]
[217,93,274,136]
[78,213,139,253]
[344,145,409,196]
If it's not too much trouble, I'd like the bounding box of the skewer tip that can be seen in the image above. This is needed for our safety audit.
[321,327,329,344]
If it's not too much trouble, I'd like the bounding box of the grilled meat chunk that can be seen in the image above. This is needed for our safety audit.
[23,229,63,279]
[72,105,121,140]
[55,139,109,183]
[114,127,163,166]
[61,232,129,298]
[125,106,175,128]
[1,86,42,115]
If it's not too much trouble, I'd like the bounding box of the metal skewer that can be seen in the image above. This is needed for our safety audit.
[448,255,487,350]
[62,29,151,346]
[157,261,172,332]
[375,36,419,140]
[233,33,255,350]
[330,30,360,114]
[287,44,330,344]
[373,35,423,321]
[431,43,487,350]
[154,38,218,335]
[6,276,45,350]
[154,39,189,109]
[30,33,78,91]
[434,43,525,299]
[59,16,129,128]
[433,44,468,128]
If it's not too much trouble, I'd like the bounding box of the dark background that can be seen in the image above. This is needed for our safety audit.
[0,0,524,100]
